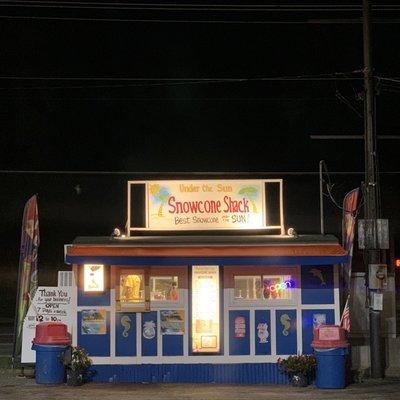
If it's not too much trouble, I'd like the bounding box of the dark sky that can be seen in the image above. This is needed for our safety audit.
[1,1,399,173]
[1,1,400,316]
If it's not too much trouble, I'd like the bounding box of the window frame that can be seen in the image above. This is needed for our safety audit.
[113,267,186,311]
[227,266,300,307]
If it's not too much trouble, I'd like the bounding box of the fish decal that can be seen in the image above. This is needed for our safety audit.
[121,315,131,338]
[309,268,326,286]
[280,314,291,336]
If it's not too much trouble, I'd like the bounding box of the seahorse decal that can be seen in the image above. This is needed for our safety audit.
[280,314,291,336]
[121,315,131,338]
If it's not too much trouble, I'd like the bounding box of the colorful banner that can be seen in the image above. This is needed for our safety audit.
[342,188,360,287]
[13,195,40,360]
[147,180,265,230]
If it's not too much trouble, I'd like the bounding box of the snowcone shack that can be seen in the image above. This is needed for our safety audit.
[63,179,347,384]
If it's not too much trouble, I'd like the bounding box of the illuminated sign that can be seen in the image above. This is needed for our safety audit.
[83,264,104,292]
[395,259,400,268]
[265,280,295,293]
[192,265,220,353]
[147,180,265,231]
[127,179,285,234]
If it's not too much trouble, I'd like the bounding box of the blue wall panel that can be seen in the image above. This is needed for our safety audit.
[90,363,290,384]
[77,311,110,357]
[115,313,136,357]
[255,310,271,355]
[301,265,334,304]
[162,335,184,356]
[276,309,297,355]
[77,287,110,307]
[301,309,335,354]
[141,312,158,356]
[229,310,250,355]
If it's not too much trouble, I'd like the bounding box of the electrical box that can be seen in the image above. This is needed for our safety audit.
[368,264,388,290]
[371,292,384,311]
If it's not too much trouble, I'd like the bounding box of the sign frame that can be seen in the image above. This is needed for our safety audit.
[127,179,284,236]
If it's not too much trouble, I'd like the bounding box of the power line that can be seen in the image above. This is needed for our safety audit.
[1,169,400,176]
[0,72,364,90]
[0,1,398,12]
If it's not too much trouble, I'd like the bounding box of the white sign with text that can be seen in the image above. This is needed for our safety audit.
[21,286,73,363]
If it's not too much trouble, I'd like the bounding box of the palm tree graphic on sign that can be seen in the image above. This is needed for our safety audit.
[149,184,170,217]
[238,186,258,213]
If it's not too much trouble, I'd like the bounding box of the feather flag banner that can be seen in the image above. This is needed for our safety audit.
[13,195,40,361]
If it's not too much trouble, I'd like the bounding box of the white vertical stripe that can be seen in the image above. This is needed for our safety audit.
[250,309,255,355]
[270,309,276,356]
[110,289,116,357]
[136,312,141,357]
[334,265,341,324]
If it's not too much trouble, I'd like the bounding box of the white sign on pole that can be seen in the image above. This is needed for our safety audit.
[21,286,73,363]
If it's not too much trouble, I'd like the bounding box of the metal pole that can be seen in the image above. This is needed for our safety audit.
[363,0,384,379]
[319,160,325,235]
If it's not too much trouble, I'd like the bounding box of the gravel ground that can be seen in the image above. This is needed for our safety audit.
[0,369,399,400]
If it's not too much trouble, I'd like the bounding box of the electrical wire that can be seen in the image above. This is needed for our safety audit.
[0,71,364,91]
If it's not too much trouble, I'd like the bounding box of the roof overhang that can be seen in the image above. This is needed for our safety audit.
[65,234,348,266]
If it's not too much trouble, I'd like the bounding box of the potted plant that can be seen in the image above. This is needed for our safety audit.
[277,354,316,387]
[64,346,92,386]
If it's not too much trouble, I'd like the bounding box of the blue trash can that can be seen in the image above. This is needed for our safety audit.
[32,344,68,384]
[314,347,348,389]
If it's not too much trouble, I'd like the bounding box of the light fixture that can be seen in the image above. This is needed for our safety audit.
[287,227,297,237]
[111,227,121,237]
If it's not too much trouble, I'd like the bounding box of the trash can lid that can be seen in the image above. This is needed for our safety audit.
[33,322,71,345]
[311,339,349,348]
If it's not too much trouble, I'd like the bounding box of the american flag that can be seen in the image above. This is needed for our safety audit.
[341,295,350,332]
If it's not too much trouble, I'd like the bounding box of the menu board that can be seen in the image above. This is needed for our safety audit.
[21,286,73,363]
[191,266,220,353]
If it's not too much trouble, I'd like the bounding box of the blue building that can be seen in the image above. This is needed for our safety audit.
[64,179,347,383]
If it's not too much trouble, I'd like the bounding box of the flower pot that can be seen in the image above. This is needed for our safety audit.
[291,373,308,387]
[66,369,84,386]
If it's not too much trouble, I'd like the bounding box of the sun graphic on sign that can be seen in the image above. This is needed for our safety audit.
[149,184,171,217]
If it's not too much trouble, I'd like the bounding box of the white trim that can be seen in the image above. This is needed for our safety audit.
[334,264,341,324]
[270,309,276,356]
[296,307,303,355]
[250,309,255,355]
[110,289,116,357]
[136,312,141,357]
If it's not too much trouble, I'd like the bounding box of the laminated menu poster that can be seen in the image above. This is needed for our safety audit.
[81,309,107,335]
[160,310,185,335]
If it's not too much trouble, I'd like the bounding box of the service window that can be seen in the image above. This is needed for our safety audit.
[234,276,261,300]
[116,269,149,311]
[229,266,298,305]
[150,276,179,301]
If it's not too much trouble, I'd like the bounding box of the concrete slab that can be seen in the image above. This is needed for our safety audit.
[0,369,399,400]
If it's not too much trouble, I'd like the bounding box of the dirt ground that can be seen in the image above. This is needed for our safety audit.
[0,369,399,400]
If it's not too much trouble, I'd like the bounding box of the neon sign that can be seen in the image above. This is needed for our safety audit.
[264,280,295,293]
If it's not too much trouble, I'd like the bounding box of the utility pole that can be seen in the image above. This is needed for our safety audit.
[362,0,384,379]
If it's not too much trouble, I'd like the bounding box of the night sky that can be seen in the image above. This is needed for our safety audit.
[1,2,400,315]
